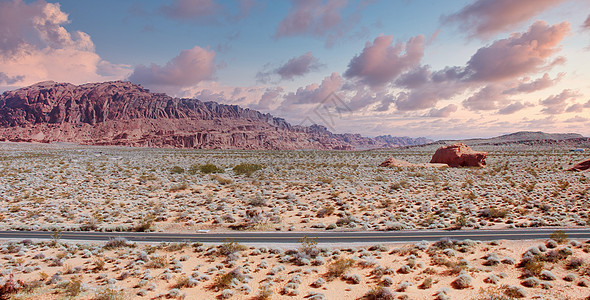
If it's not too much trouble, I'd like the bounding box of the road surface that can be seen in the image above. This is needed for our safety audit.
[0,228,588,244]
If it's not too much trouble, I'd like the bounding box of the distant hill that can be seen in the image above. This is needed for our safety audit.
[0,81,430,150]
[432,131,589,148]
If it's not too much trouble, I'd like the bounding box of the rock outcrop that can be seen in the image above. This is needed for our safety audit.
[430,143,487,167]
[567,159,590,172]
[0,81,430,150]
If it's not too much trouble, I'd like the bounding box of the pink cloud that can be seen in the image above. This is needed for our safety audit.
[584,15,590,30]
[281,72,343,107]
[442,0,567,39]
[275,0,347,38]
[465,21,570,82]
[128,46,216,88]
[250,87,284,110]
[463,84,511,111]
[497,102,533,115]
[539,89,580,114]
[565,103,585,113]
[0,0,130,89]
[503,73,563,94]
[276,52,323,80]
[426,104,458,118]
[258,52,323,82]
[160,0,221,20]
[344,35,425,88]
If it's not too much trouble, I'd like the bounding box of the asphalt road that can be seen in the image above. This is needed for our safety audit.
[0,228,589,244]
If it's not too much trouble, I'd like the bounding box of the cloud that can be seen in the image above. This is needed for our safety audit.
[344,35,425,88]
[463,84,511,111]
[539,89,580,114]
[276,52,323,80]
[584,15,590,30]
[503,73,563,94]
[280,72,343,107]
[497,102,533,115]
[464,21,570,82]
[275,0,348,38]
[0,0,130,89]
[565,103,585,113]
[426,104,458,118]
[160,0,221,20]
[274,0,373,47]
[585,100,590,108]
[442,0,567,39]
[257,52,323,82]
[0,72,24,85]
[128,46,216,89]
[391,21,569,112]
[250,87,284,110]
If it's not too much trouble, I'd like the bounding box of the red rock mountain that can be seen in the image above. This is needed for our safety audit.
[0,81,430,150]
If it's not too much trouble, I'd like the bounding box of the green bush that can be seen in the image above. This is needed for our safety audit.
[326,258,355,280]
[550,230,568,244]
[170,166,185,174]
[233,163,263,176]
[189,163,224,174]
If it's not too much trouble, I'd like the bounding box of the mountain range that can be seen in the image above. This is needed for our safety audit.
[0,81,431,150]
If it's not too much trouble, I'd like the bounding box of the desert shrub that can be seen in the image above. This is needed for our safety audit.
[211,174,233,185]
[452,274,472,289]
[21,280,43,294]
[256,284,273,300]
[93,258,106,271]
[170,166,185,174]
[566,257,584,270]
[419,277,433,289]
[213,268,244,291]
[518,257,544,277]
[64,278,83,297]
[248,195,266,207]
[363,286,395,300]
[480,207,509,219]
[103,237,133,250]
[299,236,319,257]
[0,276,25,299]
[503,285,526,298]
[316,205,335,218]
[146,255,168,269]
[550,230,568,244]
[233,163,263,176]
[544,248,572,262]
[134,214,155,232]
[218,240,248,256]
[190,163,224,174]
[95,286,128,300]
[326,258,355,280]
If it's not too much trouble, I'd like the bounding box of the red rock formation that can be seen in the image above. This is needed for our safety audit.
[567,159,590,171]
[0,81,430,150]
[430,143,487,167]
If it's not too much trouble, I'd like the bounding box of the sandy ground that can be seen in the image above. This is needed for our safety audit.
[0,238,589,299]
[0,142,589,299]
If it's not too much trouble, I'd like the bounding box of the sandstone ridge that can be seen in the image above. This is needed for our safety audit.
[0,81,430,150]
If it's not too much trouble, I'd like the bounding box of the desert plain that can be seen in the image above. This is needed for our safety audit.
[0,141,589,299]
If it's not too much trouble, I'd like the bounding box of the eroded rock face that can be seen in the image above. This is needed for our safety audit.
[568,159,590,171]
[0,81,430,150]
[430,143,487,167]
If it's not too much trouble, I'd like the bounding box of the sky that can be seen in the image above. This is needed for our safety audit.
[1,0,589,139]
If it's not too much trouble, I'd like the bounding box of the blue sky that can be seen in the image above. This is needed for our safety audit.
[1,0,589,139]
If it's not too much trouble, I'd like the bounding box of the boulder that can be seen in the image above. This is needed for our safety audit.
[567,159,590,171]
[430,143,487,167]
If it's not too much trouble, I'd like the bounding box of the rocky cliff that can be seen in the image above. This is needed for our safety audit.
[0,81,431,150]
